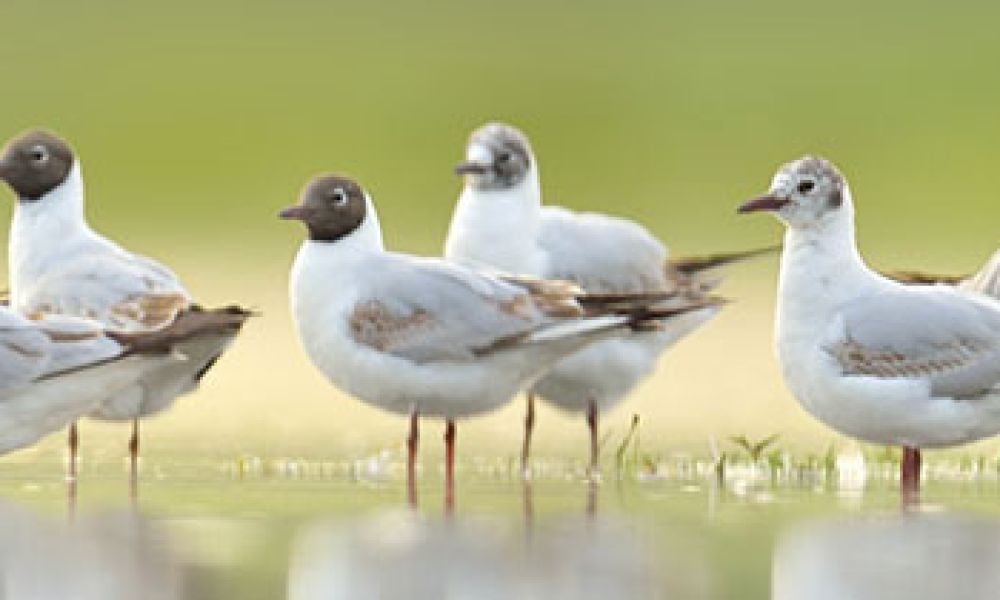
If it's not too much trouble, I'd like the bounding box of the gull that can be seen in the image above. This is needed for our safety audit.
[446,122,771,474]
[0,129,251,482]
[739,156,1000,501]
[0,307,245,458]
[281,173,717,507]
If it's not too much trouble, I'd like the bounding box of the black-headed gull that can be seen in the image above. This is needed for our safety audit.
[739,156,1000,500]
[446,122,771,474]
[0,129,251,482]
[281,174,718,507]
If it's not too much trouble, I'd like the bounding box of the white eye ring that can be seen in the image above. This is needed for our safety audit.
[29,145,49,164]
[331,188,348,207]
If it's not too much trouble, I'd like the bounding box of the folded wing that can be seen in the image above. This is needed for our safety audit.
[826,287,1000,397]
[350,255,713,363]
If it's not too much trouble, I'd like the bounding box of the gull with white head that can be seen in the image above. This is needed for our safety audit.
[447,122,771,475]
[0,129,252,486]
[739,156,1000,501]
[281,173,718,508]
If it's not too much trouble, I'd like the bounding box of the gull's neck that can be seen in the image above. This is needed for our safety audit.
[776,194,881,346]
[291,196,384,287]
[444,166,544,275]
[289,198,386,341]
[9,163,100,303]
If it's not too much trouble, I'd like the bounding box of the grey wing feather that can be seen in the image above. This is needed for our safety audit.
[349,255,547,362]
[537,206,668,293]
[0,310,51,392]
[31,314,128,375]
[827,287,1000,397]
[19,249,190,332]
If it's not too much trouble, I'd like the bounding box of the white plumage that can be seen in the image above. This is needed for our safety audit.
[8,162,232,422]
[741,156,1000,501]
[290,196,695,419]
[0,309,165,454]
[446,123,721,422]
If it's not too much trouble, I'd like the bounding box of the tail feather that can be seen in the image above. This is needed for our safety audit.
[961,249,1000,299]
[109,306,254,355]
[573,292,726,332]
[885,270,967,286]
[885,249,1000,300]
[668,245,780,276]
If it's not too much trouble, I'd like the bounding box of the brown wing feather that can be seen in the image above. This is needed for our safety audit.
[885,270,967,286]
[109,305,252,354]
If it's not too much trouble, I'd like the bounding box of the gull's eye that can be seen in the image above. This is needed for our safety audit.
[29,145,49,164]
[497,151,512,164]
[330,188,348,207]
[797,180,815,194]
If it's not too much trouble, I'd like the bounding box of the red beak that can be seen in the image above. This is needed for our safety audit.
[738,194,790,214]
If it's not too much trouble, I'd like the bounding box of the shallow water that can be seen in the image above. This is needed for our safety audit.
[3,459,1000,600]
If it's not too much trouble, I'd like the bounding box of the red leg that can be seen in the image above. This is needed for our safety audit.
[67,421,79,480]
[444,420,456,515]
[587,402,600,478]
[406,411,419,508]
[901,446,921,507]
[521,394,536,478]
[129,419,140,502]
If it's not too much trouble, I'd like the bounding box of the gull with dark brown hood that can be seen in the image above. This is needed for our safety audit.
[0,128,252,491]
[281,173,719,510]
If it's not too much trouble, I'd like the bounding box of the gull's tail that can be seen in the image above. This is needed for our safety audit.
[667,245,780,294]
[668,245,781,276]
[886,248,1000,300]
[108,305,253,355]
[886,270,967,286]
[961,249,1000,299]
[525,292,725,345]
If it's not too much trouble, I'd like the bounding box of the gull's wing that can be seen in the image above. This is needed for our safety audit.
[537,206,668,294]
[349,254,702,364]
[0,311,133,396]
[825,287,1000,397]
[18,249,190,332]
[30,314,131,376]
[0,310,50,392]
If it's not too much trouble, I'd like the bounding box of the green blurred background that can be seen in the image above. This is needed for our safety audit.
[2,0,999,463]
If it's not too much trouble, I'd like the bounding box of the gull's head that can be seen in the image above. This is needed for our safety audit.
[279,174,369,242]
[738,156,848,229]
[0,129,76,203]
[454,122,534,191]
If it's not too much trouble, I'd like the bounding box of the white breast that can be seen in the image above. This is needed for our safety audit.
[445,184,544,275]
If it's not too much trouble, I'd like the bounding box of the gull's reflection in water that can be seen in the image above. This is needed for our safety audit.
[773,513,1000,600]
[0,503,184,600]
[288,509,707,600]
